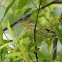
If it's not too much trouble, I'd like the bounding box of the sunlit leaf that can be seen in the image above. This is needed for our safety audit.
[13,57,21,61]
[0,42,14,49]
[0,26,3,40]
[2,20,13,37]
[18,0,29,9]
[5,52,22,57]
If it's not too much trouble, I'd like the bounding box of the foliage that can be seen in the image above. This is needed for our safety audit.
[0,0,62,62]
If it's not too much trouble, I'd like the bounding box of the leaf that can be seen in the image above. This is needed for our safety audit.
[0,47,8,60]
[24,8,32,15]
[54,7,62,17]
[0,42,14,49]
[5,52,22,57]
[12,23,25,39]
[54,23,62,44]
[57,49,62,62]
[1,0,16,21]
[13,57,21,61]
[21,37,31,45]
[37,44,52,62]
[41,0,47,7]
[0,26,3,40]
[28,51,36,61]
[30,10,38,20]
[0,7,5,21]
[2,20,14,38]
[3,20,25,39]
[18,0,29,9]
[29,38,44,49]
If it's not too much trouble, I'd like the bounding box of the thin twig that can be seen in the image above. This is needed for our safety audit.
[3,32,9,40]
[34,0,41,42]
[40,11,52,25]
[34,0,41,62]
[0,40,14,52]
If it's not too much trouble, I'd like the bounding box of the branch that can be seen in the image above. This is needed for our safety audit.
[52,38,58,61]
[41,1,62,10]
[3,1,62,31]
[34,0,41,62]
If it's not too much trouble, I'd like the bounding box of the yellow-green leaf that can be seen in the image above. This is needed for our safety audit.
[5,52,22,57]
[0,42,14,49]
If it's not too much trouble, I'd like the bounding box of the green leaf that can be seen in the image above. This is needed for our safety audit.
[30,10,38,20]
[37,44,52,62]
[18,0,29,9]
[54,7,62,17]
[13,57,21,61]
[28,51,36,61]
[12,23,25,39]
[1,0,16,21]
[57,49,62,62]
[2,20,14,38]
[0,26,3,40]
[29,38,44,49]
[5,52,22,57]
[54,23,62,44]
[24,8,32,15]
[0,47,8,60]
[0,42,14,49]
[21,37,31,45]
[41,0,47,7]
[0,7,5,21]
